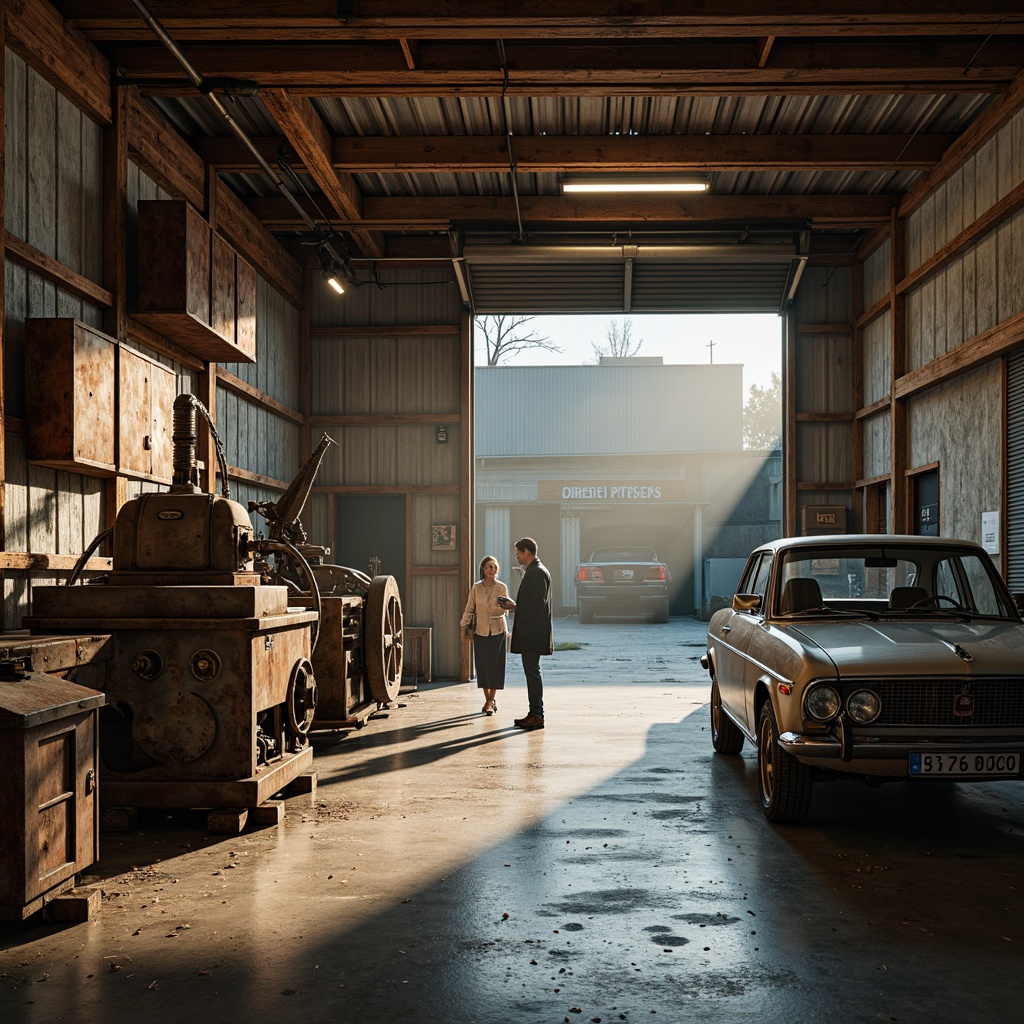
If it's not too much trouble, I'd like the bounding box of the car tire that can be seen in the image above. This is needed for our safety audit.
[578,601,594,624]
[652,600,669,624]
[710,676,744,754]
[756,701,813,824]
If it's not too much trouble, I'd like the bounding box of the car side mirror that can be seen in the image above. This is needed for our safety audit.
[1013,593,1024,613]
[732,593,762,613]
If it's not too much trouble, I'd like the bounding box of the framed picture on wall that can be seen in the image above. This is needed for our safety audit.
[431,524,456,550]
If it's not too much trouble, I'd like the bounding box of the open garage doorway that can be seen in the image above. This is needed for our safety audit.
[471,312,783,622]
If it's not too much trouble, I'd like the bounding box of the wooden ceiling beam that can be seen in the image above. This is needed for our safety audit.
[258,88,383,258]
[335,133,955,173]
[125,86,205,210]
[246,192,898,231]
[193,132,954,174]
[5,0,112,123]
[57,1,1024,42]
[109,39,1024,93]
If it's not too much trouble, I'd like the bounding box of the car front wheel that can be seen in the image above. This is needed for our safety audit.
[757,701,813,824]
[710,676,744,754]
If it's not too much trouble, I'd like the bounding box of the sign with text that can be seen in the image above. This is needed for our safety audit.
[538,480,687,503]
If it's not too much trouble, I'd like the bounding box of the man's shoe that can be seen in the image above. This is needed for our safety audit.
[514,714,544,730]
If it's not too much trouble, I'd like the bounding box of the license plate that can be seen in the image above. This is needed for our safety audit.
[909,751,1020,777]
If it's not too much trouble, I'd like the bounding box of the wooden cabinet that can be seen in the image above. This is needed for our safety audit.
[25,319,116,476]
[134,200,257,364]
[0,637,108,921]
[24,319,175,482]
[118,346,176,481]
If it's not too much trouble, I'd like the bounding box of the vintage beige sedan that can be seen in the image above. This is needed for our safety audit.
[701,535,1024,823]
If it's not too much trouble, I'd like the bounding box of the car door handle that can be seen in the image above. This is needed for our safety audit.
[720,625,731,633]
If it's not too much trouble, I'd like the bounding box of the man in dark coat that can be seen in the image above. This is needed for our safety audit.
[503,536,553,730]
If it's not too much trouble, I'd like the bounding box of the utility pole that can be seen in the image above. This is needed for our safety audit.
[707,339,716,364]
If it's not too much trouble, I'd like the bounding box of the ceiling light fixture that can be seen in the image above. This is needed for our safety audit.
[560,174,710,194]
[318,246,346,295]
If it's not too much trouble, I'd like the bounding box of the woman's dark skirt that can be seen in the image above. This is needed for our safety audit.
[473,632,507,690]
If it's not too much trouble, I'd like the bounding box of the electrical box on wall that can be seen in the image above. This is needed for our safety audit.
[801,505,848,535]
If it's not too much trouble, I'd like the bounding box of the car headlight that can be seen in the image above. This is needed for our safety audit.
[804,684,841,722]
[846,688,882,724]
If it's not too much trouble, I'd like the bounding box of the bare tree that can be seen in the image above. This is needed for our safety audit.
[475,314,561,365]
[591,317,643,361]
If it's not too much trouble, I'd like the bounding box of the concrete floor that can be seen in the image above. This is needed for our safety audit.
[3,616,1024,1024]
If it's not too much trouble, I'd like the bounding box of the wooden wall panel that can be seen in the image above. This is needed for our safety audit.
[408,574,460,679]
[795,335,854,414]
[311,334,460,418]
[411,493,460,566]
[329,425,461,488]
[861,412,891,481]
[863,312,891,405]
[862,242,890,310]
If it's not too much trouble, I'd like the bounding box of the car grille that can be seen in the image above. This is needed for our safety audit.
[843,678,1024,727]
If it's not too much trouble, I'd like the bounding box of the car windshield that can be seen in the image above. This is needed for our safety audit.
[589,547,658,561]
[774,543,1018,619]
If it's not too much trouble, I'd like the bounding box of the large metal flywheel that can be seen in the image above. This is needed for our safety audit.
[365,575,404,702]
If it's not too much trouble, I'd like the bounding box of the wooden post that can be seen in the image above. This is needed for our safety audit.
[889,209,908,534]
[103,83,128,535]
[783,306,798,537]
[0,14,8,609]
[851,257,865,532]
[460,310,474,681]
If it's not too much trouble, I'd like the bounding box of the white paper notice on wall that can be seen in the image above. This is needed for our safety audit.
[982,511,999,555]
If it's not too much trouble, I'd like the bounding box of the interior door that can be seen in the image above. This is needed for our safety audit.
[333,495,407,597]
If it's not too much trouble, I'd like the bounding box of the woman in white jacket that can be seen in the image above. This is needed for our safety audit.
[460,555,509,714]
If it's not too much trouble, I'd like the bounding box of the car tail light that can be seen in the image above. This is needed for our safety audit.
[576,567,604,582]
[644,566,671,582]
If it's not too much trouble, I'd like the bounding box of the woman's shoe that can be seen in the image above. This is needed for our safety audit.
[491,700,497,712]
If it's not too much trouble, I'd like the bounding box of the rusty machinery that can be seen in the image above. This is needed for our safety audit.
[248,435,405,730]
[24,394,326,827]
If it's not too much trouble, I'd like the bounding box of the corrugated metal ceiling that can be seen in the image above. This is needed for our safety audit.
[101,3,1017,316]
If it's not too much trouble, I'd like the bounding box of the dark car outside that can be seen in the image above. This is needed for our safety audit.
[575,546,671,624]
[701,534,1024,824]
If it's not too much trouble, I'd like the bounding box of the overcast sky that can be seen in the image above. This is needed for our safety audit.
[476,313,782,396]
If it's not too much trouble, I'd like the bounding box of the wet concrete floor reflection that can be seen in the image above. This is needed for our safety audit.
[2,616,1023,1023]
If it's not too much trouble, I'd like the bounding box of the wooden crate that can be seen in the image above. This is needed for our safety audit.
[25,318,116,476]
[118,346,176,482]
[134,200,256,364]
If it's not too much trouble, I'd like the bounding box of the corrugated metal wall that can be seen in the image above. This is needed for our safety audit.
[475,364,742,456]
[307,270,468,679]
